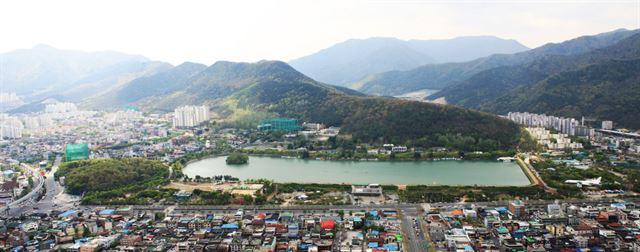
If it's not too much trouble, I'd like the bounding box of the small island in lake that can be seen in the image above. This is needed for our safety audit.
[226,153,249,165]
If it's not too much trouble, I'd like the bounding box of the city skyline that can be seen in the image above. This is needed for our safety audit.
[1,1,640,251]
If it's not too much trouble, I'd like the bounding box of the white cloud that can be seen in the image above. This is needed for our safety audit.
[0,0,637,64]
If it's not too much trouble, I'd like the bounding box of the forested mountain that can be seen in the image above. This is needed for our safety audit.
[0,45,171,103]
[90,60,521,150]
[86,62,207,108]
[122,60,362,111]
[484,59,640,129]
[62,61,171,102]
[289,36,527,86]
[355,29,637,96]
[231,77,520,150]
[119,62,207,103]
[432,32,640,107]
[430,32,640,128]
[8,97,63,114]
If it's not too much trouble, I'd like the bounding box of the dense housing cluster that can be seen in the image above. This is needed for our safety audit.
[0,206,408,252]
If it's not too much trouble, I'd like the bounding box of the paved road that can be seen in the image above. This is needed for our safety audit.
[5,156,80,217]
[34,156,73,210]
[523,156,556,193]
[400,207,428,252]
[79,197,640,215]
[7,179,638,218]
[3,163,45,216]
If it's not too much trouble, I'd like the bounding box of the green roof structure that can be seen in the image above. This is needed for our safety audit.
[65,144,89,161]
[496,226,510,234]
[257,118,301,132]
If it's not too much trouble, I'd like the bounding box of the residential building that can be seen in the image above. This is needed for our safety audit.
[0,115,23,139]
[173,105,210,128]
[508,200,526,218]
[45,102,78,113]
[351,184,383,196]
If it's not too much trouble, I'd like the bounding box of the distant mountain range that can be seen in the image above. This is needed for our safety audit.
[87,62,208,108]
[426,30,640,128]
[289,36,528,86]
[490,59,640,128]
[87,60,361,112]
[472,35,640,129]
[4,28,639,143]
[344,28,640,129]
[0,45,171,103]
[355,29,637,96]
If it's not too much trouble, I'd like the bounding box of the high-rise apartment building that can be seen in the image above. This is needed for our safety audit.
[0,114,24,139]
[601,121,613,130]
[507,112,581,136]
[45,102,78,113]
[173,105,210,128]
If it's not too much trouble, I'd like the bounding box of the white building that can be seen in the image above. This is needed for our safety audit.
[105,110,143,124]
[302,122,324,131]
[22,114,54,129]
[391,146,408,152]
[445,229,473,251]
[23,117,39,129]
[0,93,23,110]
[507,112,584,136]
[173,105,210,128]
[526,127,583,150]
[319,127,340,137]
[0,114,23,139]
[45,102,78,113]
[602,120,613,130]
[0,93,20,102]
[547,203,563,216]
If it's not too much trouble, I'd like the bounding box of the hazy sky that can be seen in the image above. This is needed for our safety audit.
[0,0,638,65]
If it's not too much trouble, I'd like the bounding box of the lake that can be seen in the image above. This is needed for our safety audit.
[183,156,531,186]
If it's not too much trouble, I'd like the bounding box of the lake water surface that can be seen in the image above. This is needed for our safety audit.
[183,156,531,186]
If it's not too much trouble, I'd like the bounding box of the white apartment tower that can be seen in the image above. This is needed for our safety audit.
[507,112,581,136]
[0,114,24,139]
[45,102,78,113]
[601,120,613,130]
[173,105,210,128]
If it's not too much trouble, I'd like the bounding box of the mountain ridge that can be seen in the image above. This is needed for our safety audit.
[85,60,521,150]
[219,61,521,150]
[355,28,638,96]
[0,45,171,103]
[289,36,528,86]
[431,31,640,128]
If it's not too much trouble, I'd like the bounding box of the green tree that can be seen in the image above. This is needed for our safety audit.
[226,152,249,165]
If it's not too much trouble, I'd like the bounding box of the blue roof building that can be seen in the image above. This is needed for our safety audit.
[384,244,399,250]
[221,223,239,229]
[58,210,77,218]
[495,207,508,214]
[99,209,115,215]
